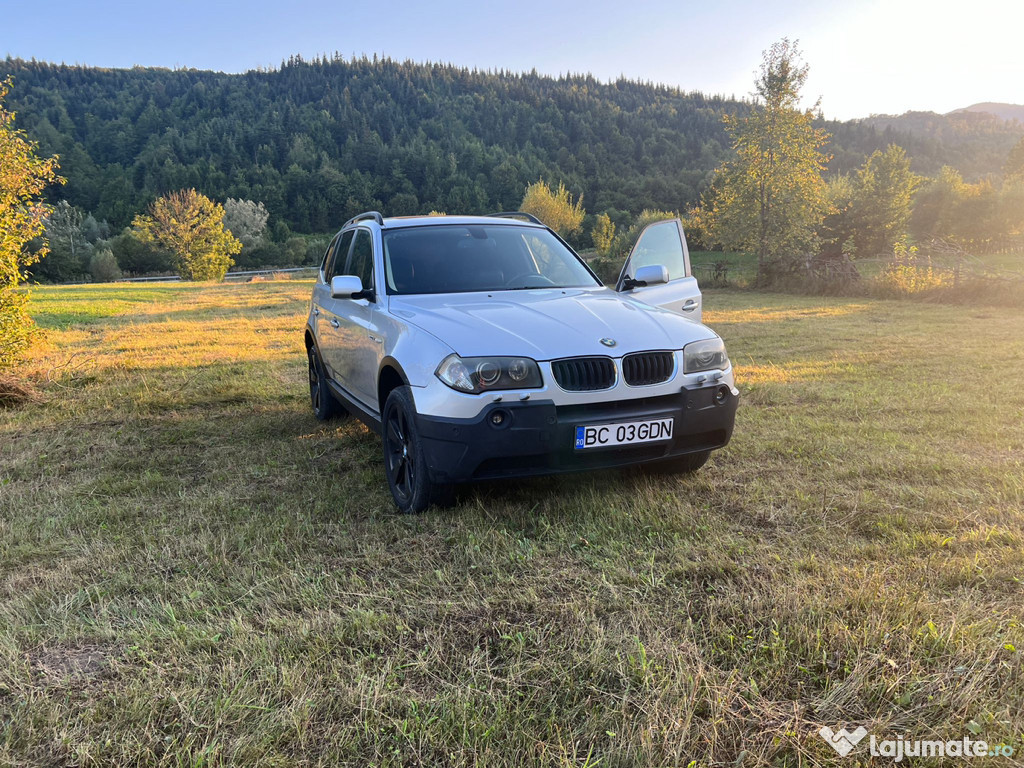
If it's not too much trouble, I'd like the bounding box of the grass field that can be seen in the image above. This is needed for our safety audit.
[2,281,1023,766]
[688,250,1024,289]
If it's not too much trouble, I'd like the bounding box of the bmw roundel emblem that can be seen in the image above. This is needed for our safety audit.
[600,338,617,347]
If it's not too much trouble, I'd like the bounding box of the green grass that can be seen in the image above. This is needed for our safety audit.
[689,249,1024,286]
[2,282,1023,766]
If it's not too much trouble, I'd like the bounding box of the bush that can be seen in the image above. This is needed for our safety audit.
[0,77,61,370]
[591,213,616,256]
[109,228,173,275]
[89,247,122,282]
[873,242,951,297]
[520,180,585,239]
[0,289,35,370]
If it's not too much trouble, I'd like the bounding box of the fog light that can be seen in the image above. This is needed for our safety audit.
[714,385,730,404]
[490,409,509,427]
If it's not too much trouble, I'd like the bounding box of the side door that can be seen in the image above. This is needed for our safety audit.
[318,229,355,382]
[334,227,384,409]
[615,218,702,321]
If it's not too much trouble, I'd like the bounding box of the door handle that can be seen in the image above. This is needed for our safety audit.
[369,334,383,344]
[682,300,698,311]
[330,319,340,328]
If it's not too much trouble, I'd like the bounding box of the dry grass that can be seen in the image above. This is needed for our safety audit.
[1,281,1023,766]
[0,374,40,408]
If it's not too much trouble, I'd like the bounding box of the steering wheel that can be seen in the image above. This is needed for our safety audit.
[503,272,556,288]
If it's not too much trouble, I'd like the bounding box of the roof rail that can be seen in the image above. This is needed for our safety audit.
[343,211,385,229]
[485,211,543,225]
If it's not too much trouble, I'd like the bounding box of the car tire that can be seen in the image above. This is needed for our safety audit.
[382,386,454,514]
[308,344,346,422]
[645,450,711,475]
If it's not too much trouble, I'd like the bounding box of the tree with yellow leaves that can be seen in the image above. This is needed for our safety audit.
[1,78,62,370]
[702,40,830,285]
[520,180,585,238]
[133,189,242,281]
[591,213,616,256]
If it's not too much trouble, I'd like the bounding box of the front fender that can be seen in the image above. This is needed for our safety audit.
[381,324,455,389]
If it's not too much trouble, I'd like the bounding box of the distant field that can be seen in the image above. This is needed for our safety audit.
[2,281,1022,766]
[689,249,1024,285]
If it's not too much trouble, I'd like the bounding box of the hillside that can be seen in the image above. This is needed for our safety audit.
[857,109,1022,178]
[952,102,1024,122]
[1,56,1019,234]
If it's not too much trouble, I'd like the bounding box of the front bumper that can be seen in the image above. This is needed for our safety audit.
[416,386,738,483]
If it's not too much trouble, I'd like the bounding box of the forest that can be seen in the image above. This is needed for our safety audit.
[1,54,1021,280]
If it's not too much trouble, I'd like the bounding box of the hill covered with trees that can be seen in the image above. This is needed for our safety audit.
[3,55,1020,239]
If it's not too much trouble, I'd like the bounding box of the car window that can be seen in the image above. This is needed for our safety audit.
[382,224,600,295]
[627,220,687,281]
[320,235,339,281]
[324,230,354,282]
[346,229,374,295]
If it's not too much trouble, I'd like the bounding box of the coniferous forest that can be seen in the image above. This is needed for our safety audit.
[4,54,1020,241]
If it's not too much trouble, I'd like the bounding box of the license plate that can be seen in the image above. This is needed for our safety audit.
[573,418,674,450]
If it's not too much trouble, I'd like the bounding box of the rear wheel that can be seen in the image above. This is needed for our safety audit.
[382,386,454,513]
[644,450,711,475]
[308,344,345,421]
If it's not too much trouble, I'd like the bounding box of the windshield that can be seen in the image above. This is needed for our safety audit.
[382,224,601,295]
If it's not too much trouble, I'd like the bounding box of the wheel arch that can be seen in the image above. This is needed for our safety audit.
[378,357,411,414]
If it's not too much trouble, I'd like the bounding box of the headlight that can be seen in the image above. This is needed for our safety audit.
[683,338,729,373]
[435,354,543,394]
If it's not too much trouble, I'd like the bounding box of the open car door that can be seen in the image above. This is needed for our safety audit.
[614,218,702,321]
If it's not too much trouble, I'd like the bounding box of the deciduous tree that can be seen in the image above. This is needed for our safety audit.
[37,200,91,282]
[849,145,919,257]
[1005,136,1024,182]
[520,180,585,238]
[591,213,615,256]
[0,78,62,369]
[702,40,830,284]
[223,198,269,250]
[132,189,242,281]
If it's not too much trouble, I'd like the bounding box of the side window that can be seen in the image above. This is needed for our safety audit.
[628,221,687,281]
[325,230,354,282]
[346,229,375,296]
[320,235,339,281]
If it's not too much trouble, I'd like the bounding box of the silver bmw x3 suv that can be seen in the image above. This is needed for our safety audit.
[304,211,738,512]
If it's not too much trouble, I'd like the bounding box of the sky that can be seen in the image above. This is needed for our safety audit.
[3,0,1021,120]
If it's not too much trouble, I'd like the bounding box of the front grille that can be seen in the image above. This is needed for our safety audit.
[622,351,675,386]
[551,357,615,391]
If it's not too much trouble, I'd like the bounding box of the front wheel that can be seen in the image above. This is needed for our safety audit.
[382,386,454,514]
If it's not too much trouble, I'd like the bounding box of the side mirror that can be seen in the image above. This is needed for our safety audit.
[622,264,669,290]
[634,264,669,286]
[331,275,365,299]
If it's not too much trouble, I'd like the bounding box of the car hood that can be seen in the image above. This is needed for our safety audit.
[388,288,718,359]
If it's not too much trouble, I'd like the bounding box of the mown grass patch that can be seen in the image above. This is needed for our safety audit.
[1,281,1022,766]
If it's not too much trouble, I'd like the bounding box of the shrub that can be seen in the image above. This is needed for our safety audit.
[520,180,585,238]
[873,242,951,297]
[0,77,62,370]
[591,213,616,256]
[109,228,173,275]
[89,247,122,282]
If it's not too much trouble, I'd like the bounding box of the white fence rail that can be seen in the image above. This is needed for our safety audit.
[116,267,318,283]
